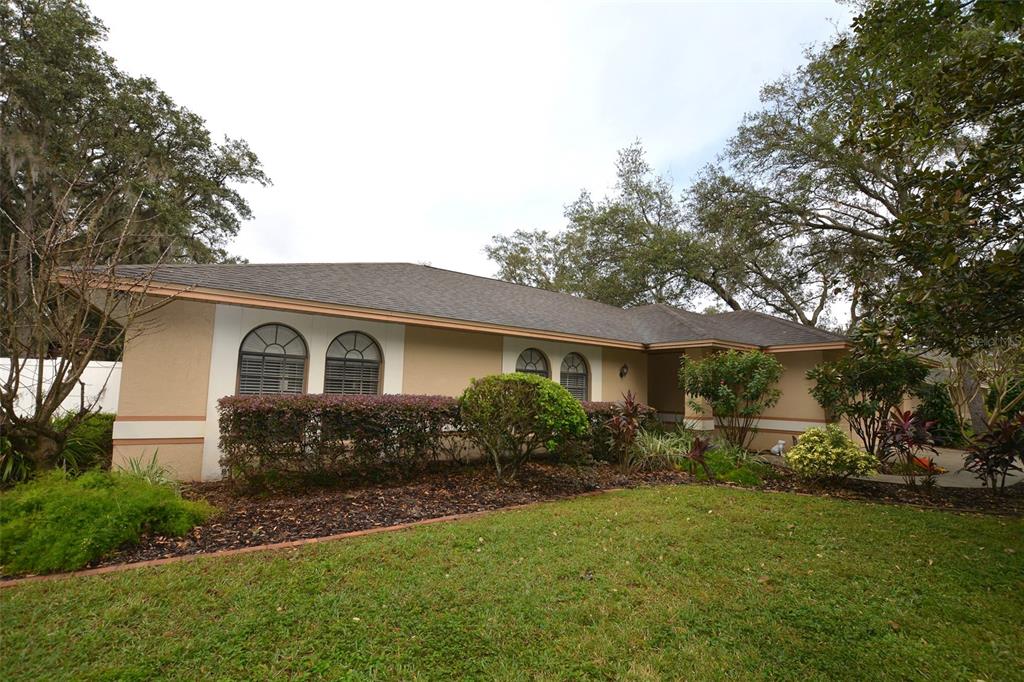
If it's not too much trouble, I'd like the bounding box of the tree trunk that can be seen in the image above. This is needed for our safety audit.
[962,372,988,434]
[29,431,62,468]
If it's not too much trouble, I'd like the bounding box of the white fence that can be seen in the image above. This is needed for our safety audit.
[1,358,121,417]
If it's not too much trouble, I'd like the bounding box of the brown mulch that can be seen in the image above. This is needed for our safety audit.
[87,462,691,569]
[759,468,1024,516]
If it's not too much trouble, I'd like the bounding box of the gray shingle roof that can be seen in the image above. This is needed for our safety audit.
[113,262,845,348]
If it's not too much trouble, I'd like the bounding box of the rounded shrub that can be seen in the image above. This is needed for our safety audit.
[459,373,588,480]
[785,425,877,481]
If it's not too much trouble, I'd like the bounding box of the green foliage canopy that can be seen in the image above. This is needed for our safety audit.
[678,350,783,449]
[0,0,269,264]
[807,324,929,457]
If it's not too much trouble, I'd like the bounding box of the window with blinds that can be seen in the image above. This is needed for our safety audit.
[560,352,589,400]
[515,348,550,378]
[237,324,307,395]
[325,331,382,395]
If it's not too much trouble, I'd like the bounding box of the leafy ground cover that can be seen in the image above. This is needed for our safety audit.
[2,485,1021,680]
[0,471,213,575]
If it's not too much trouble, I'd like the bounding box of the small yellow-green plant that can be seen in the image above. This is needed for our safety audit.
[785,425,877,481]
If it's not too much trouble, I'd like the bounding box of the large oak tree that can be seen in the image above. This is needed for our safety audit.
[1,0,269,467]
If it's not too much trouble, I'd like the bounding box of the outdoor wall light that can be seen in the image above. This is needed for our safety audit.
[619,364,629,378]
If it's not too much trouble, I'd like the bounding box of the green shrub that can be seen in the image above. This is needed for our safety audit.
[52,412,116,472]
[581,400,657,463]
[605,392,656,472]
[630,429,692,472]
[0,470,213,575]
[785,425,877,481]
[0,412,116,485]
[913,382,966,447]
[674,439,773,486]
[807,324,929,457]
[119,451,178,489]
[679,350,783,449]
[0,435,31,485]
[460,373,588,481]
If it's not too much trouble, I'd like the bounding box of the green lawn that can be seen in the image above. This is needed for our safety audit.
[2,486,1022,681]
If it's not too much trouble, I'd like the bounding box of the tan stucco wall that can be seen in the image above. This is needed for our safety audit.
[112,299,215,482]
[117,299,215,417]
[760,351,828,423]
[112,441,204,481]
[402,325,503,396]
[747,350,831,450]
[601,348,648,403]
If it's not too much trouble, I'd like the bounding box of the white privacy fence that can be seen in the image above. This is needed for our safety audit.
[1,359,121,417]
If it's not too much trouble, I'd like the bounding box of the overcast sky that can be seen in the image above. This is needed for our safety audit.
[91,0,850,277]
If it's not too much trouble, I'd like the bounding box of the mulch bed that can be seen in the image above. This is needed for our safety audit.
[87,462,691,569]
[760,469,1024,516]
[69,461,1022,572]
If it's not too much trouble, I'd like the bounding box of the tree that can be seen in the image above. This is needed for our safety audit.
[487,143,847,326]
[845,0,1024,356]
[1,0,268,469]
[1,0,269,266]
[488,1,1024,346]
[944,339,1024,494]
[678,350,783,450]
[716,0,1023,353]
[806,324,929,458]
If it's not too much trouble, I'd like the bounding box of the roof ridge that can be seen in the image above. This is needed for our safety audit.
[417,264,628,310]
[154,261,417,268]
[654,303,720,336]
[722,309,844,340]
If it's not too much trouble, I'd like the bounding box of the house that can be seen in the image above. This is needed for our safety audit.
[102,262,847,480]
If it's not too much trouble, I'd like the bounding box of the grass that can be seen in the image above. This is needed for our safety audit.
[2,485,1022,680]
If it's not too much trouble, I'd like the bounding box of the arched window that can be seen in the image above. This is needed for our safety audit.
[515,348,549,378]
[238,324,307,395]
[325,331,382,395]
[560,352,589,400]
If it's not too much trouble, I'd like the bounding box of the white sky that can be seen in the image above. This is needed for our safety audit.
[91,0,850,277]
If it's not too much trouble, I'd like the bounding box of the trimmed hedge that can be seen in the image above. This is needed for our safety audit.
[218,394,462,489]
[218,391,657,488]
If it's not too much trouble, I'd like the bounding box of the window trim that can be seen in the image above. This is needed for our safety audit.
[559,351,590,401]
[236,323,309,395]
[323,330,385,395]
[515,347,551,379]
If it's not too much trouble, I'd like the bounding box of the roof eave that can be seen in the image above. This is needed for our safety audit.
[69,274,851,355]
[77,275,648,350]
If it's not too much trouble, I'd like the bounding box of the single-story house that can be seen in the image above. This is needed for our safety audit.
[101,262,848,480]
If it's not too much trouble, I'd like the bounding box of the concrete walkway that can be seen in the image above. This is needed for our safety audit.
[864,447,1023,489]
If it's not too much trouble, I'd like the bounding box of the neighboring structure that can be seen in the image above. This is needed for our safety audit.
[99,263,847,480]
